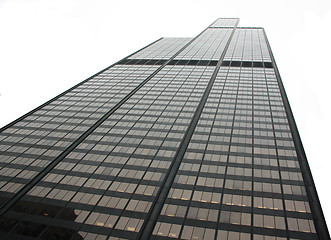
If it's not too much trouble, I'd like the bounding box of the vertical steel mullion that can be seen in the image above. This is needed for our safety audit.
[250,28,255,240]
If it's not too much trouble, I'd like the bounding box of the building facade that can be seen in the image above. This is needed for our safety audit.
[0,18,329,240]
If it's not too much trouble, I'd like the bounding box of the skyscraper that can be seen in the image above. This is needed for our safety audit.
[0,17,329,240]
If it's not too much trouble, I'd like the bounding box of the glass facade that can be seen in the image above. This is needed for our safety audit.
[0,18,329,240]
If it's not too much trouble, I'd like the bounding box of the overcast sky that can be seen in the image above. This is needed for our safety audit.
[0,0,330,230]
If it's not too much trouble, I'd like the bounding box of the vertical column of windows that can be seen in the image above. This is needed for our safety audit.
[215,27,253,240]
[242,29,252,62]
[215,69,253,239]
[252,29,263,62]
[252,67,287,239]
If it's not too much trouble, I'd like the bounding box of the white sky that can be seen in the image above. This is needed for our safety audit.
[0,0,330,231]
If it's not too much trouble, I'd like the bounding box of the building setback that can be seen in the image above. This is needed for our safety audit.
[0,18,329,240]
